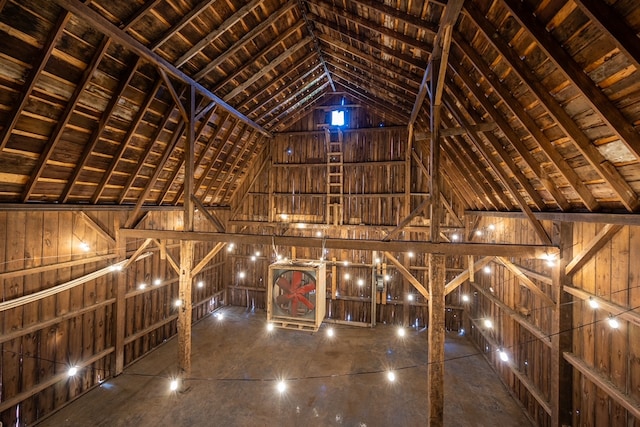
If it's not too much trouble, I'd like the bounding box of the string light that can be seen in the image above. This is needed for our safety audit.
[197,281,204,288]
[174,299,183,307]
[451,234,459,241]
[138,283,146,290]
[498,349,509,362]
[255,251,261,257]
[326,327,334,337]
[374,257,381,264]
[251,255,257,261]
[407,294,414,301]
[588,297,599,309]
[462,294,470,303]
[316,231,323,237]
[276,380,286,393]
[344,273,350,280]
[154,279,162,286]
[387,371,396,382]
[483,266,491,274]
[357,279,364,286]
[267,323,274,332]
[68,366,78,377]
[238,271,246,279]
[407,251,414,258]
[343,260,349,266]
[384,275,390,281]
[488,224,496,231]
[109,265,123,272]
[215,312,224,321]
[608,316,620,329]
[79,242,90,252]
[475,230,483,236]
[397,328,406,337]
[483,319,493,329]
[170,379,179,391]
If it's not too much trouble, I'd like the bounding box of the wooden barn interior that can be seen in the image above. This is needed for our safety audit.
[1,0,640,425]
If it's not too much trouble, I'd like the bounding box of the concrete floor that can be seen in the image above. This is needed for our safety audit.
[40,307,533,426]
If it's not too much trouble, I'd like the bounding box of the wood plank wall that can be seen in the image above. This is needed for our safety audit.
[465,215,640,426]
[0,209,225,425]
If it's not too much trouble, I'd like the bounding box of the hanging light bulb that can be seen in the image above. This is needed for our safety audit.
[484,319,493,329]
[498,349,509,362]
[588,297,599,309]
[608,316,620,329]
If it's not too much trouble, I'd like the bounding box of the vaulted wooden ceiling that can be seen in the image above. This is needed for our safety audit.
[0,0,639,214]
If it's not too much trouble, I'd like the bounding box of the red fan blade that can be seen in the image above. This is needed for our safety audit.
[290,271,303,289]
[276,276,292,292]
[297,295,315,310]
[298,283,316,294]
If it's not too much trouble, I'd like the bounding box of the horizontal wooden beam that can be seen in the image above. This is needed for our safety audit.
[119,229,558,258]
[444,256,493,295]
[564,352,640,420]
[0,254,117,280]
[563,285,640,329]
[466,210,640,226]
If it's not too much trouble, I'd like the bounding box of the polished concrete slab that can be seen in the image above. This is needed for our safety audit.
[39,307,533,426]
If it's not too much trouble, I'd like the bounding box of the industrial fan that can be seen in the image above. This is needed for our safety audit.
[272,269,317,318]
[267,262,326,331]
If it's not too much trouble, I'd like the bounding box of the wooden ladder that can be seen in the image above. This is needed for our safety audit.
[325,128,343,225]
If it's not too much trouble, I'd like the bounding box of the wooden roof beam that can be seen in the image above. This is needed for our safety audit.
[266,81,331,129]
[53,0,270,138]
[298,0,335,91]
[212,21,306,94]
[452,37,599,211]
[347,0,438,35]
[150,0,217,50]
[220,135,265,202]
[444,93,553,245]
[123,0,163,30]
[445,85,548,211]
[448,61,570,211]
[327,58,417,99]
[272,91,330,132]
[463,2,638,210]
[573,0,640,71]
[174,0,264,66]
[331,80,410,125]
[565,224,623,276]
[258,73,328,123]
[502,0,640,165]
[194,0,299,80]
[249,65,325,120]
[119,229,558,258]
[223,36,313,102]
[208,131,259,203]
[240,54,321,117]
[22,36,110,202]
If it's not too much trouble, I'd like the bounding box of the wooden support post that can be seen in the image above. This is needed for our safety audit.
[428,252,446,426]
[178,84,196,377]
[177,240,194,375]
[551,222,573,426]
[114,217,126,375]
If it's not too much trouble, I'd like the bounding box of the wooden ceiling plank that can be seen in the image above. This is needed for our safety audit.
[53,0,270,137]
[122,0,163,30]
[194,0,299,80]
[93,79,166,204]
[328,81,408,125]
[170,110,228,204]
[123,119,187,228]
[0,11,71,152]
[502,0,640,165]
[220,135,264,202]
[444,94,553,245]
[61,57,142,203]
[150,0,218,50]
[348,0,438,35]
[120,228,559,258]
[330,70,413,115]
[565,224,623,276]
[453,37,599,211]
[272,90,329,131]
[383,252,430,300]
[464,2,638,211]
[223,36,314,102]
[449,61,570,211]
[22,36,110,202]
[573,0,640,71]
[327,61,415,102]
[174,0,265,67]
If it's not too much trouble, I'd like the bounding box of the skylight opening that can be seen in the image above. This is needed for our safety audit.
[331,110,345,126]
